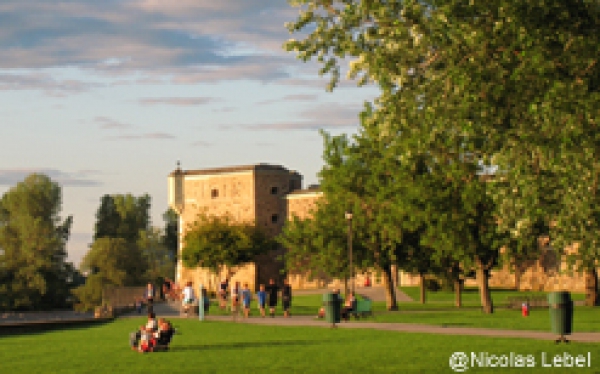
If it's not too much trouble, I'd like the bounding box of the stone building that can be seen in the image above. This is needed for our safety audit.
[168,162,592,293]
[168,163,302,292]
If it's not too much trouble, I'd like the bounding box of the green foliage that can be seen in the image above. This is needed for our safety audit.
[161,208,178,259]
[282,0,600,312]
[73,238,146,311]
[0,173,75,311]
[278,203,351,282]
[75,194,157,311]
[94,193,151,243]
[181,212,277,274]
[138,227,175,285]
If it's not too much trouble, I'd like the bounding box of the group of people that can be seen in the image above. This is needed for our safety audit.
[129,312,175,353]
[218,278,293,318]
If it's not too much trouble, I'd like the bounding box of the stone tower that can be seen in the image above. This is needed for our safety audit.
[168,163,302,291]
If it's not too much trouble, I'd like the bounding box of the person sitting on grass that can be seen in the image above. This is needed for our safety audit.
[130,312,158,351]
[150,318,175,352]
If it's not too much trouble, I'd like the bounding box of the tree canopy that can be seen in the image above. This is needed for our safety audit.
[74,195,175,310]
[284,0,600,310]
[181,212,277,276]
[0,173,75,310]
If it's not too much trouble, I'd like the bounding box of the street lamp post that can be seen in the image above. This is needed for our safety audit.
[345,211,354,294]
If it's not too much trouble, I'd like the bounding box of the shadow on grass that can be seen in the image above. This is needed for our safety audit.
[170,339,331,352]
[0,318,114,337]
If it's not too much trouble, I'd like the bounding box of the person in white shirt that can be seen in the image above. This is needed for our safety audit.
[181,281,195,315]
[231,281,241,318]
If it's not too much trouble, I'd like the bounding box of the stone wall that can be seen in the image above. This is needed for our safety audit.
[286,190,322,220]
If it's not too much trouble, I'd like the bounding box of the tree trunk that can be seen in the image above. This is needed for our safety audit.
[382,264,398,311]
[476,261,494,314]
[343,277,348,298]
[585,267,599,307]
[419,272,426,304]
[454,279,463,308]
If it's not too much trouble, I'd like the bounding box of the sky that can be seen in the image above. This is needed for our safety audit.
[0,1,379,267]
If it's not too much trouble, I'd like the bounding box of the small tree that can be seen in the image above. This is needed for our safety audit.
[73,237,146,311]
[181,213,277,277]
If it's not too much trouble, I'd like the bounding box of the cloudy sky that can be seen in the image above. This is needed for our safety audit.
[0,1,379,266]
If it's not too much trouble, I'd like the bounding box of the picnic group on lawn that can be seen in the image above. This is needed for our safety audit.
[130,278,293,353]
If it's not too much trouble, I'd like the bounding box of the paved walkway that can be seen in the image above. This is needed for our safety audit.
[133,302,600,343]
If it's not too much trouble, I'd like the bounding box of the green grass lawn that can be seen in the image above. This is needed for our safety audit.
[198,289,599,333]
[368,307,600,331]
[1,318,598,373]
[399,286,586,306]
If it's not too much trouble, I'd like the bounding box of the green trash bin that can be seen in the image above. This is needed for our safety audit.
[323,293,341,325]
[548,291,573,341]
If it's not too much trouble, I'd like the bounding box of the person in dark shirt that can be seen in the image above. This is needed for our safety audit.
[266,278,279,317]
[281,279,292,318]
[219,279,228,310]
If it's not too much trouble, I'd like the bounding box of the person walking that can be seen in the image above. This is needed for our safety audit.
[231,281,241,320]
[241,283,252,318]
[256,284,267,317]
[181,281,195,317]
[145,283,155,314]
[266,278,279,318]
[282,279,292,318]
[219,279,228,310]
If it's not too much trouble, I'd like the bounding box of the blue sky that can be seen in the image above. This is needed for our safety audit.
[0,1,379,266]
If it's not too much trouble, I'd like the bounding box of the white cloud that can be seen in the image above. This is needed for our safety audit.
[0,71,99,95]
[106,132,176,141]
[0,168,103,187]
[95,116,133,129]
[139,97,218,106]
[246,102,362,131]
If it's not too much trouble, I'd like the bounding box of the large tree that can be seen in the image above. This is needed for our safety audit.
[284,0,599,312]
[280,129,411,310]
[0,173,74,310]
[74,193,153,310]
